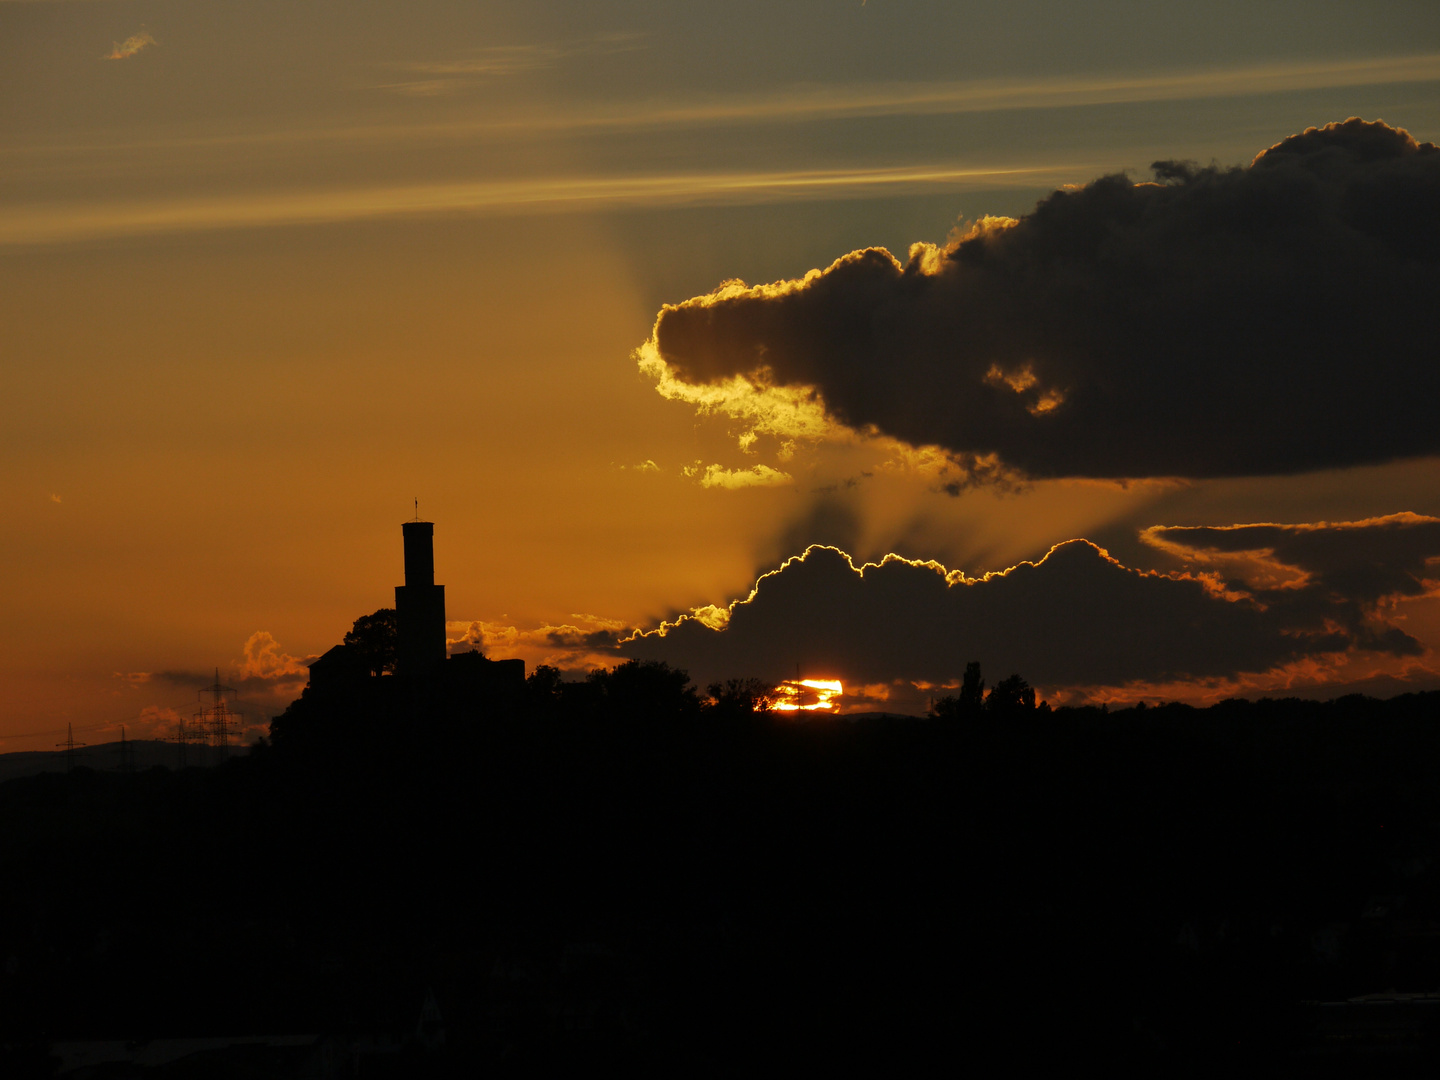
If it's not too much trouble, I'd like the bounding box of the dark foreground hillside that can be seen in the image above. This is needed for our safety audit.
[4,674,1440,1076]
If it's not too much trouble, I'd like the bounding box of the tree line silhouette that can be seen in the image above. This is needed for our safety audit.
[3,608,1440,1074]
[929,660,1042,719]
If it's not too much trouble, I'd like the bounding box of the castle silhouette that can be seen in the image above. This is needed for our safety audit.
[306,519,524,701]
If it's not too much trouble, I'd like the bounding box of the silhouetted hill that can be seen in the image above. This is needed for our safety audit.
[0,740,245,784]
[3,680,1440,1075]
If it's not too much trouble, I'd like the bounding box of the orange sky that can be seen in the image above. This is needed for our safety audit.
[4,2,1440,749]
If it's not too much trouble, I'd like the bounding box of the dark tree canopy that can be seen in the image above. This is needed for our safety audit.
[588,659,700,725]
[705,677,780,718]
[526,663,564,700]
[344,607,398,677]
[932,663,1045,719]
[931,660,987,720]
[986,673,1037,718]
[959,661,985,713]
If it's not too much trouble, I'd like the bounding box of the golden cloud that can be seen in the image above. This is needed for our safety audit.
[446,614,626,672]
[694,463,793,489]
[636,337,838,445]
[105,31,155,61]
[238,631,309,682]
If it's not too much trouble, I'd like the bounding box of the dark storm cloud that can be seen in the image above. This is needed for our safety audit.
[649,119,1440,481]
[152,669,214,687]
[760,497,864,570]
[1144,512,1440,653]
[543,626,622,649]
[622,514,1440,693]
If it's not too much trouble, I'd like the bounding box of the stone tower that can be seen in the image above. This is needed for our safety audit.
[395,520,446,679]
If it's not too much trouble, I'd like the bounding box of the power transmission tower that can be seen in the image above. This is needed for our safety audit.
[116,724,136,775]
[169,714,205,768]
[55,723,86,773]
[194,669,242,762]
[168,718,185,768]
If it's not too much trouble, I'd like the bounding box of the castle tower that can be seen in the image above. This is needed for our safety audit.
[395,520,447,679]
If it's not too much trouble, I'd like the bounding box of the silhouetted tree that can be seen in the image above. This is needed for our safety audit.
[930,660,986,719]
[344,607,398,677]
[526,664,564,702]
[589,660,700,725]
[929,696,959,720]
[986,673,1036,718]
[705,677,779,719]
[959,661,985,712]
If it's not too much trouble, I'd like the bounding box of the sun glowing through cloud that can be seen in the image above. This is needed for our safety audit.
[772,678,843,712]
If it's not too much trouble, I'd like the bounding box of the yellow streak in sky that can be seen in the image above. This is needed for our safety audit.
[664,54,1440,125]
[0,163,1067,245]
[10,53,1437,159]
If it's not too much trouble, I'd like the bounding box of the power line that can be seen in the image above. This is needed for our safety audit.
[5,720,114,741]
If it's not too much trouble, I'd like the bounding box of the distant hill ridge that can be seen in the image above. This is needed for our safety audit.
[0,739,248,784]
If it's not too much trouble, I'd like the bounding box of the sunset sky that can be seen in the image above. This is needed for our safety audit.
[5,1,1440,749]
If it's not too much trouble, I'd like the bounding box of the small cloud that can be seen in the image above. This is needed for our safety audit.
[149,669,211,687]
[113,671,152,689]
[125,705,183,741]
[237,631,308,682]
[697,464,793,489]
[106,30,155,61]
[49,493,61,504]
[689,604,731,631]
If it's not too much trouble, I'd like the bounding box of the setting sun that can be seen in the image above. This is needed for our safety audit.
[772,678,843,712]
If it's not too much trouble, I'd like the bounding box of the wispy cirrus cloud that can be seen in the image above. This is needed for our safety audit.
[378,51,1440,127]
[0,162,1062,246]
[13,51,1433,163]
[699,53,1440,127]
[378,32,643,96]
[105,30,155,61]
